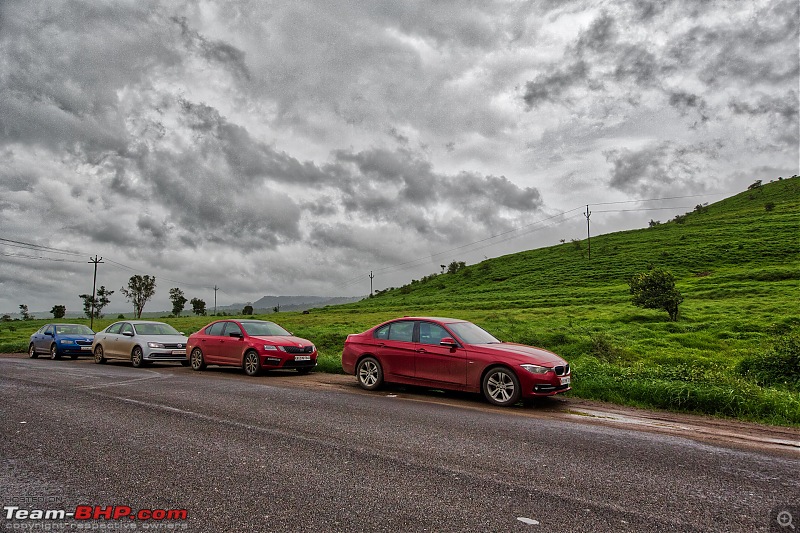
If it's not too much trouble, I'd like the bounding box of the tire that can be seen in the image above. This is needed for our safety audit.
[243,350,261,377]
[94,345,106,364]
[28,344,38,359]
[482,366,521,407]
[131,346,144,368]
[50,344,60,360]
[356,357,383,391]
[190,348,206,371]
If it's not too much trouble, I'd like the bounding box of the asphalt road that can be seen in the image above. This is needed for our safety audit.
[1,356,798,532]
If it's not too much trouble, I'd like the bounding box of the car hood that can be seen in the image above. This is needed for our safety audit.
[469,343,566,365]
[57,334,95,341]
[136,334,189,344]
[253,335,313,346]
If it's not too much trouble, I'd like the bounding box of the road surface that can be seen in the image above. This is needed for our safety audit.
[1,355,798,532]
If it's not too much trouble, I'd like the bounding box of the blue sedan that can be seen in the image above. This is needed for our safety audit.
[29,323,95,360]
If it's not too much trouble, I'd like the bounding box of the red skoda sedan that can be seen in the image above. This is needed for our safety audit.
[187,319,317,376]
[341,317,571,407]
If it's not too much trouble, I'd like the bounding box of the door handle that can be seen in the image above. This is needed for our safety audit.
[377,343,385,347]
[417,348,427,353]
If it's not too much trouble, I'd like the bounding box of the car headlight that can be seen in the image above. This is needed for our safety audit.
[521,364,551,374]
[148,342,165,348]
[263,345,278,351]
[59,339,76,344]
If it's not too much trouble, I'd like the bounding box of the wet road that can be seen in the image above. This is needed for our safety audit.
[1,356,798,532]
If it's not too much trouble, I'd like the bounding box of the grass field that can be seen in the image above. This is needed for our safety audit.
[3,177,799,425]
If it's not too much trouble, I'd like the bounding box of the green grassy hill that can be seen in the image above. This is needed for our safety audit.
[2,177,798,424]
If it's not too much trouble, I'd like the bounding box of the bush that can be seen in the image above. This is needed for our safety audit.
[737,332,800,388]
[629,268,684,321]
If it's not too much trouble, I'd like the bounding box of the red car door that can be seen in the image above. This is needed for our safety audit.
[375,320,416,381]
[414,321,468,386]
[219,322,245,365]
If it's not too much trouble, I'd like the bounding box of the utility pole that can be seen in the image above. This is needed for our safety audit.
[213,285,219,316]
[584,205,592,260]
[88,255,103,330]
[368,271,374,296]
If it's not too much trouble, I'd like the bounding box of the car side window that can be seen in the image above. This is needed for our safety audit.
[106,323,123,334]
[222,322,243,337]
[388,321,415,343]
[44,326,55,336]
[374,325,389,340]
[206,322,225,336]
[419,322,450,345]
[120,323,134,335]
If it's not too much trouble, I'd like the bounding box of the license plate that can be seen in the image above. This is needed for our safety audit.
[294,355,311,361]
[172,350,186,355]
[560,376,571,385]
[81,346,91,351]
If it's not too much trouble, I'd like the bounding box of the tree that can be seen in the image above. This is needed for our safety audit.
[272,304,281,313]
[19,304,32,320]
[120,275,156,319]
[51,305,66,319]
[629,268,684,321]
[447,261,466,274]
[169,288,188,317]
[242,304,253,315]
[191,298,206,316]
[79,286,114,319]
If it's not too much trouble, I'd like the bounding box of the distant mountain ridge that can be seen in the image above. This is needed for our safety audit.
[223,295,364,313]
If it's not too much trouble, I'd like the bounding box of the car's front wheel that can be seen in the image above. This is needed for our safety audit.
[482,366,521,407]
[94,345,106,364]
[131,346,144,368]
[28,344,38,359]
[356,357,383,390]
[190,348,206,371]
[50,344,60,360]
[243,350,261,376]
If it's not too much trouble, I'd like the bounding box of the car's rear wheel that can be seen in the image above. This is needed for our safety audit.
[482,367,521,407]
[94,345,106,364]
[50,344,60,360]
[190,348,206,371]
[131,346,144,368]
[28,344,38,359]
[243,350,261,376]
[356,357,383,390]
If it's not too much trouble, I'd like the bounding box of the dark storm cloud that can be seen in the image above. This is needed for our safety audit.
[604,142,715,196]
[171,16,251,81]
[522,61,589,109]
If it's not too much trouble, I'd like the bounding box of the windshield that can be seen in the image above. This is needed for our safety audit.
[241,321,291,337]
[447,322,501,345]
[55,325,94,335]
[133,323,181,336]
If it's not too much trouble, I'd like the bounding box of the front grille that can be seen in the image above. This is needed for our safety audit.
[162,343,186,349]
[554,364,570,376]
[148,352,185,359]
[283,345,313,354]
[76,339,93,346]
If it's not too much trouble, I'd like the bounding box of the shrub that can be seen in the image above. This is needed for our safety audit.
[736,332,800,389]
[629,268,684,321]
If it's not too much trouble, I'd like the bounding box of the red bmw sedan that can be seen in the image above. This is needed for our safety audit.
[341,317,571,407]
[187,319,317,376]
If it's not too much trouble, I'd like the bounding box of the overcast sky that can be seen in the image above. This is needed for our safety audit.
[1,0,798,315]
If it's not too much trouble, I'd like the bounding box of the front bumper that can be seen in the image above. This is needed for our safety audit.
[519,372,572,398]
[260,354,318,370]
[144,349,189,362]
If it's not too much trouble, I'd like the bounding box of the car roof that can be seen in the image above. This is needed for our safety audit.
[390,317,467,324]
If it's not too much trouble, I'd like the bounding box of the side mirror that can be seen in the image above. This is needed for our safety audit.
[439,337,458,347]
[122,331,134,337]
[229,332,243,338]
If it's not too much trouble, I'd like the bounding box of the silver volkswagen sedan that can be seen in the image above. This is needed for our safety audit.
[92,320,189,368]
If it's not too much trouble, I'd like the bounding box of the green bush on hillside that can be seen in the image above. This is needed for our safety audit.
[736,332,800,389]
